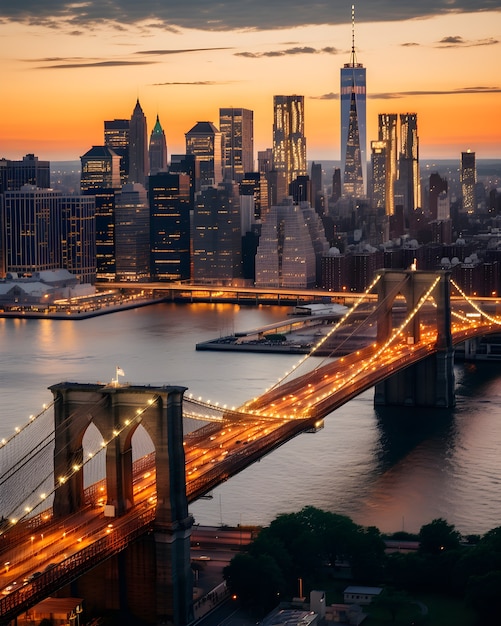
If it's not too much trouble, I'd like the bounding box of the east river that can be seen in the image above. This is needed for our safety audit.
[1,302,501,536]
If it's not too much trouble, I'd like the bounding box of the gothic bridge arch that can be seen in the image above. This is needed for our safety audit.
[374,268,455,408]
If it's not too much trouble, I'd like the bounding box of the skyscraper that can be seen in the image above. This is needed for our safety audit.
[461,150,476,214]
[399,113,420,212]
[114,183,150,281]
[0,154,50,193]
[378,113,398,215]
[185,121,223,190]
[272,95,307,202]
[340,6,366,197]
[219,107,254,182]
[104,119,129,184]
[80,146,121,193]
[149,115,168,175]
[149,171,191,281]
[192,182,241,282]
[128,99,149,186]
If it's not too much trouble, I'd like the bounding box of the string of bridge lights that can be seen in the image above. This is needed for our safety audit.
[242,273,384,410]
[0,402,54,448]
[451,279,501,326]
[1,395,160,535]
[305,275,442,410]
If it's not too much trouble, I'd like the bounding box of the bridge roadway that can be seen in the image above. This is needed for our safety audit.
[0,314,498,621]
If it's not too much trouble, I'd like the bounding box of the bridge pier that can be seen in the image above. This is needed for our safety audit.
[49,382,194,625]
[374,269,455,408]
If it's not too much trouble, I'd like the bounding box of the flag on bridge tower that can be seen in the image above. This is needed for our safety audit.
[116,366,125,377]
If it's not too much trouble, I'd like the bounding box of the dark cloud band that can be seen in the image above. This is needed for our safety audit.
[1,1,499,31]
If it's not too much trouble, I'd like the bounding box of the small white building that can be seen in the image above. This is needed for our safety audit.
[343,585,382,606]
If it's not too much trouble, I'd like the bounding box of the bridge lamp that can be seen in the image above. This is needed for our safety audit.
[24,506,31,513]
[15,427,20,433]
[113,430,119,437]
[148,398,154,405]
[73,464,80,472]
[59,476,66,484]
[40,493,46,500]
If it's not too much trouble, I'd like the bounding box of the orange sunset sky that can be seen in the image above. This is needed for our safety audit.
[1,1,500,163]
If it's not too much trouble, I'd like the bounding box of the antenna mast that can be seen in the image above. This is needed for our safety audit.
[350,4,358,66]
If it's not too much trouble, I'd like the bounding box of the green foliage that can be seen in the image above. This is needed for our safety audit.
[223,552,285,616]
[418,518,461,555]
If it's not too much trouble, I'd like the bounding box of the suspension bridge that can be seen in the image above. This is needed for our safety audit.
[0,269,500,625]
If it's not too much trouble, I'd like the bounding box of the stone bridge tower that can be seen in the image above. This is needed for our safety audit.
[373,268,455,407]
[49,382,193,625]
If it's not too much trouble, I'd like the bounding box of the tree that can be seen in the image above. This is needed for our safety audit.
[418,518,461,555]
[465,570,501,620]
[371,587,414,623]
[223,553,286,616]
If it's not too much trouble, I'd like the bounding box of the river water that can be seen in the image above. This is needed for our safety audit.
[1,302,500,536]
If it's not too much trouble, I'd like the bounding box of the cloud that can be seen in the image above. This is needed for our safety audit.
[436,35,499,47]
[372,87,501,99]
[152,81,231,86]
[135,47,233,56]
[313,86,501,100]
[235,46,339,58]
[0,1,499,31]
[39,60,157,69]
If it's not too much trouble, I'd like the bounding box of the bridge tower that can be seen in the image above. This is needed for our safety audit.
[373,269,455,407]
[49,382,193,625]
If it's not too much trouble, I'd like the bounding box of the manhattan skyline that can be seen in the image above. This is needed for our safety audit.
[1,1,500,162]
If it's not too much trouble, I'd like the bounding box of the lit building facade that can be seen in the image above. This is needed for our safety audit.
[0,154,50,193]
[60,195,96,284]
[461,150,476,214]
[378,113,398,215]
[399,113,420,213]
[272,95,307,202]
[80,146,121,193]
[340,9,366,198]
[114,183,150,282]
[219,107,254,182]
[192,182,241,282]
[104,119,129,184]
[149,172,191,281]
[185,122,223,190]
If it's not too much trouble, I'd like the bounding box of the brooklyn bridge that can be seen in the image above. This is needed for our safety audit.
[0,269,499,625]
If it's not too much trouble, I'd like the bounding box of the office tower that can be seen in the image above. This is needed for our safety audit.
[149,172,191,281]
[370,140,387,210]
[340,7,366,197]
[80,146,121,193]
[310,162,323,215]
[429,172,448,220]
[129,99,149,186]
[378,113,398,215]
[149,115,168,175]
[461,150,476,214]
[192,182,241,282]
[104,119,129,184]
[2,187,62,274]
[255,198,324,288]
[272,95,307,202]
[60,195,96,284]
[219,107,254,182]
[399,113,420,213]
[332,168,342,203]
[114,183,150,281]
[239,172,267,233]
[94,190,117,281]
[289,175,311,204]
[0,154,50,193]
[257,148,273,175]
[169,154,199,209]
[185,121,223,190]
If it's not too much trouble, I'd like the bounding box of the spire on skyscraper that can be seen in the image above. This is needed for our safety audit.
[149,114,168,175]
[340,4,367,198]
[129,99,149,185]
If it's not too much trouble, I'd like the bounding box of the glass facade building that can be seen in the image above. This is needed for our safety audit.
[219,107,254,183]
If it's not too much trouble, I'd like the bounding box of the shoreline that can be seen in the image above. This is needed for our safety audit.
[0,297,166,320]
